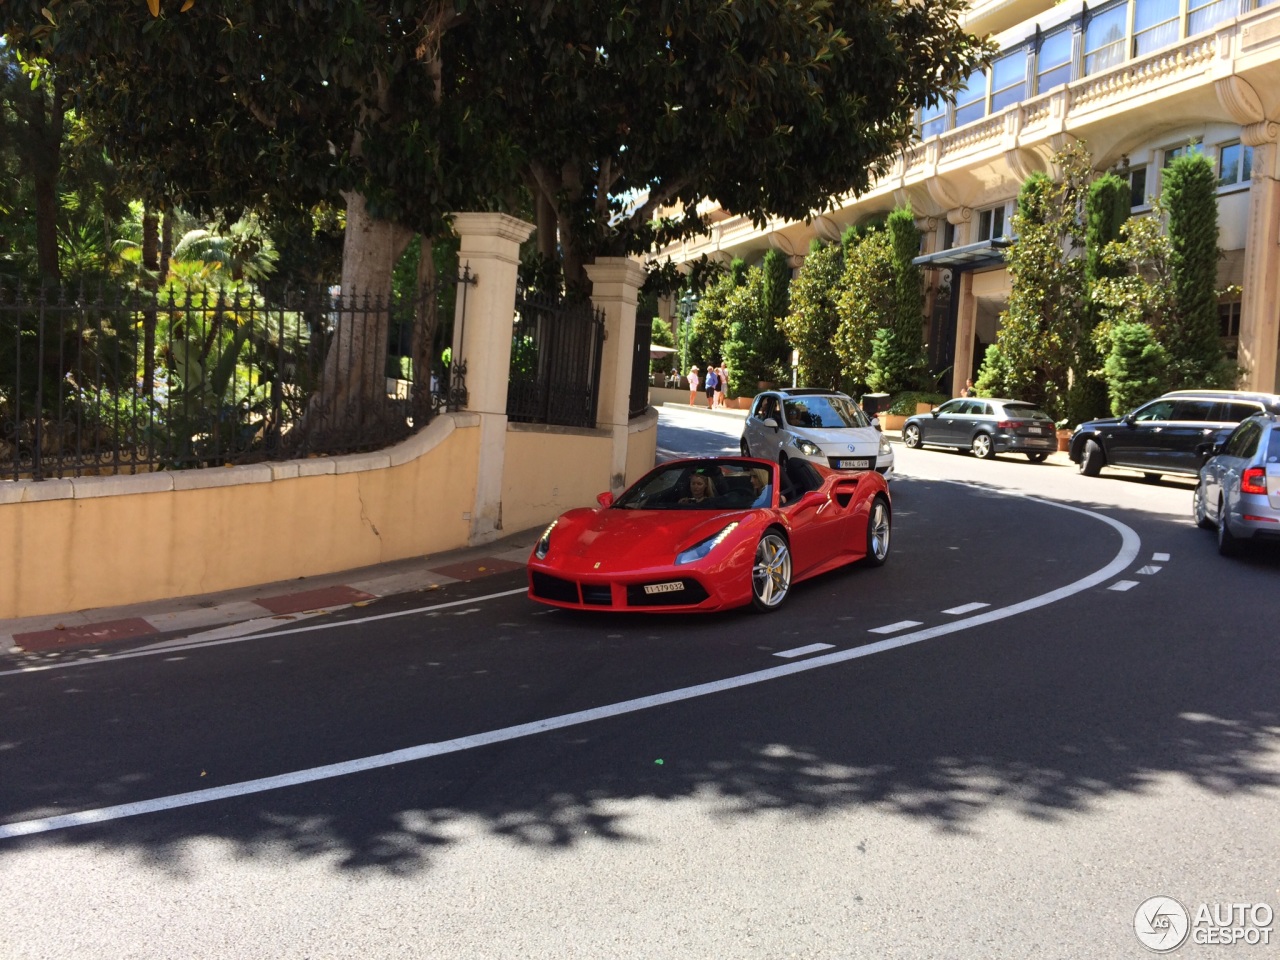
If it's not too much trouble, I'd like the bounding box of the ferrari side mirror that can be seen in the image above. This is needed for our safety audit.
[596,491,614,508]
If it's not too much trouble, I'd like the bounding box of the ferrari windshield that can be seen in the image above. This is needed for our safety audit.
[614,459,775,510]
[782,395,870,429]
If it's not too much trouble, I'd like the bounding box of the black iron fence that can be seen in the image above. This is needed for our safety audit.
[1,282,458,480]
[629,315,653,419]
[506,281,605,429]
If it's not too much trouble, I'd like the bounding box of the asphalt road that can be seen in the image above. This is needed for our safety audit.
[3,408,1278,959]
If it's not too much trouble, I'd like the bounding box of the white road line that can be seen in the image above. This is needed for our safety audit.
[1153,552,1170,562]
[1135,565,1163,575]
[868,620,923,634]
[1109,580,1139,591]
[774,643,836,659]
[943,602,990,615]
[131,612,328,652]
[0,588,530,678]
[0,493,1141,840]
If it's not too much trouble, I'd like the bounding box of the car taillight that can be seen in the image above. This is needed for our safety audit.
[1241,467,1267,495]
[996,420,1019,430]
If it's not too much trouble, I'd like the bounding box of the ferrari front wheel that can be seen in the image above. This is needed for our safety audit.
[862,495,891,567]
[751,531,791,612]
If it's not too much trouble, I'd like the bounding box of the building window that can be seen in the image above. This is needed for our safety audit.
[953,67,987,128]
[943,221,957,249]
[1218,141,1254,187]
[1035,27,1074,92]
[1219,301,1241,360]
[976,204,1009,241]
[1189,0,1239,36]
[1133,0,1181,57]
[1219,301,1241,338]
[920,100,947,139]
[1127,165,1149,208]
[990,51,1027,112]
[1084,3,1128,74]
[1163,142,1204,167]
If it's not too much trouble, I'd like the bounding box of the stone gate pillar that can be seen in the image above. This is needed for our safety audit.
[450,212,535,543]
[1237,135,1280,392]
[584,257,648,493]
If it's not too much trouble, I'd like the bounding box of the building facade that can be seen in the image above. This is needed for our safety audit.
[656,0,1280,396]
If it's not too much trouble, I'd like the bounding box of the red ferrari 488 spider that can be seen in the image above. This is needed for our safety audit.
[527,457,890,613]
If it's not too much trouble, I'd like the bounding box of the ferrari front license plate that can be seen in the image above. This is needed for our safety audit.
[838,459,871,469]
[643,581,685,595]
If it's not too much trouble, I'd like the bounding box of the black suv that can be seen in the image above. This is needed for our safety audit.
[1069,389,1280,480]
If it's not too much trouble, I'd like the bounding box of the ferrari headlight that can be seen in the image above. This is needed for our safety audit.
[879,436,892,456]
[534,520,557,559]
[793,438,822,457]
[675,522,739,565]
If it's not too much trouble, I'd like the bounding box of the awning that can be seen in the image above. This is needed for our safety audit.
[649,344,677,359]
[912,236,1013,271]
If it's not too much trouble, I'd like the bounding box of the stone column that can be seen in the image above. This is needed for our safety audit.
[951,271,978,393]
[450,212,536,544]
[584,257,648,493]
[1237,135,1280,392]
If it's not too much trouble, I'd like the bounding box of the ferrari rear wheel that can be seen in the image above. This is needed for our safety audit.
[751,531,791,612]
[862,495,891,567]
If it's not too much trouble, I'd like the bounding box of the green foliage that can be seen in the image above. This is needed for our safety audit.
[867,207,927,393]
[1163,152,1229,387]
[781,242,845,389]
[1102,320,1170,415]
[723,253,790,394]
[833,227,892,388]
[992,144,1092,419]
[887,391,947,415]
[687,264,744,374]
[1070,172,1131,424]
[974,343,1011,398]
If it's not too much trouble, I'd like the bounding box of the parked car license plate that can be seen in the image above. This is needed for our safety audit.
[1026,427,1042,434]
[837,458,871,469]
[643,581,685,594]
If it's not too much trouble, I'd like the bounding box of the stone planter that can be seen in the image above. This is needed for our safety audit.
[1056,429,1072,453]
[881,413,908,432]
[916,402,935,414]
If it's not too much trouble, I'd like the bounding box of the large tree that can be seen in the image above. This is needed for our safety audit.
[6,0,989,434]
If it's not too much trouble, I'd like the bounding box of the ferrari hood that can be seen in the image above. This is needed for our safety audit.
[553,508,744,565]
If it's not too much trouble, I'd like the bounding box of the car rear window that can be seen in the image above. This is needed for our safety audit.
[1268,427,1280,463]
[1003,404,1052,421]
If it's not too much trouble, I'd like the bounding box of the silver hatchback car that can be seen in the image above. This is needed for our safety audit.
[741,388,894,480]
[1193,412,1280,555]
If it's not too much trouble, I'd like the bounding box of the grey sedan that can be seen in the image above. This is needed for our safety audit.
[902,398,1057,461]
[1193,412,1280,555]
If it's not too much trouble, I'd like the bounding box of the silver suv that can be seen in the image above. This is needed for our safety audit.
[741,388,894,480]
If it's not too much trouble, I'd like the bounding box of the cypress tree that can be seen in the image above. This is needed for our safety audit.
[1162,152,1227,387]
[1071,173,1130,423]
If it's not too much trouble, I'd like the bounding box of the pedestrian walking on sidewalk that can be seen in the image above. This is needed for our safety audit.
[704,365,719,407]
[687,365,700,406]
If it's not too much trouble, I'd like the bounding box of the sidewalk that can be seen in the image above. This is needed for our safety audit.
[1,526,545,659]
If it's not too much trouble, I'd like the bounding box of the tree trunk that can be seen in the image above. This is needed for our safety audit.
[297,190,412,450]
[141,205,160,400]
[159,207,174,280]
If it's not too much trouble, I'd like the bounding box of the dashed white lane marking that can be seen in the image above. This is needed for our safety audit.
[0,494,1141,840]
[451,608,482,616]
[943,602,990,616]
[1135,565,1163,575]
[774,643,836,659]
[1153,552,1170,562]
[0,588,530,678]
[868,620,924,635]
[1109,580,1140,591]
